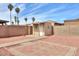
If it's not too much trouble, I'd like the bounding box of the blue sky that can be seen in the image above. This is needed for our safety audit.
[0,3,79,24]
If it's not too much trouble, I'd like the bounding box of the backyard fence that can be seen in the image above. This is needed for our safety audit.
[54,25,79,36]
[0,25,32,38]
[0,25,79,38]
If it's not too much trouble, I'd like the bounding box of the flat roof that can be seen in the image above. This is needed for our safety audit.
[32,21,63,25]
[0,20,9,23]
[32,22,47,24]
[64,19,79,22]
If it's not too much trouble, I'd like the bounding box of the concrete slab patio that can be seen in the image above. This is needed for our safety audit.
[0,35,79,56]
[0,35,45,48]
[5,40,76,56]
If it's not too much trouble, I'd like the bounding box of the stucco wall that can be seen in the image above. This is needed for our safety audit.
[0,26,8,37]
[0,25,29,38]
[54,25,79,36]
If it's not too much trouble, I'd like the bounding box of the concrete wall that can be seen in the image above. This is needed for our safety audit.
[54,25,79,36]
[0,25,29,38]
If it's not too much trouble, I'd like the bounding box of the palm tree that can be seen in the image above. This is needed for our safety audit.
[8,4,14,25]
[17,19,20,25]
[32,17,35,23]
[12,21,14,25]
[14,16,17,25]
[32,17,35,36]
[24,18,28,35]
[24,18,27,25]
[15,7,20,25]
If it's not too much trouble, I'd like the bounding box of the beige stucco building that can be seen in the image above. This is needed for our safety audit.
[32,21,63,36]
[33,22,53,36]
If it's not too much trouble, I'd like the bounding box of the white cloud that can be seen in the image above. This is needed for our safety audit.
[30,3,48,11]
[20,5,65,22]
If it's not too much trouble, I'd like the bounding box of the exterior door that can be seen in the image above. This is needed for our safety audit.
[39,24,45,36]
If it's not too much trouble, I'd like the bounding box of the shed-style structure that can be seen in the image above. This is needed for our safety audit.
[32,21,63,36]
[0,20,9,25]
